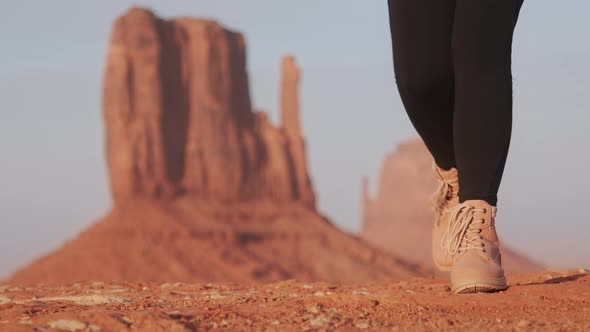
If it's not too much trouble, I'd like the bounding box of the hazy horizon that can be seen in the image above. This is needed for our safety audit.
[1,1,589,278]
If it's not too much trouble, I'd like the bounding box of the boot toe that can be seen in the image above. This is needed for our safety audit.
[451,257,506,294]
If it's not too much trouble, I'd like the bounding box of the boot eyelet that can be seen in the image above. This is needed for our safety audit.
[482,208,487,213]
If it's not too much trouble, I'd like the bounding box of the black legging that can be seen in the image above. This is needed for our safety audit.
[388,0,524,206]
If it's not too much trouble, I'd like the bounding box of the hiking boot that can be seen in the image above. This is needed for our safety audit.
[431,162,459,272]
[443,200,507,294]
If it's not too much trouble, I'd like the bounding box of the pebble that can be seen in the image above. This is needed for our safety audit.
[352,290,369,295]
[18,317,32,325]
[309,314,329,327]
[208,293,226,300]
[34,294,130,306]
[88,324,102,332]
[354,321,370,329]
[516,320,531,328]
[47,319,87,331]
[120,316,133,326]
[0,295,10,304]
[307,304,322,314]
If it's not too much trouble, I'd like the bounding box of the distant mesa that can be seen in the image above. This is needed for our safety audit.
[361,138,544,275]
[102,8,314,207]
[7,7,427,285]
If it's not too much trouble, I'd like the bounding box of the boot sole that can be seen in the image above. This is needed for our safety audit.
[452,278,508,294]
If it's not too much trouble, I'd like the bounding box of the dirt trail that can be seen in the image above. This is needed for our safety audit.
[1,270,588,331]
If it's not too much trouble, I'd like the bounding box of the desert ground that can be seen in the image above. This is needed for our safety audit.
[1,270,588,331]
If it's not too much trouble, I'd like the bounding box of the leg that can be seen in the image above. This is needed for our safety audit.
[387,0,457,170]
[452,0,524,205]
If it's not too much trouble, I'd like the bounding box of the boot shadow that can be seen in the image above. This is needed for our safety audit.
[518,273,588,286]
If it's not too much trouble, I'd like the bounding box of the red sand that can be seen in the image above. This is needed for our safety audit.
[1,270,588,331]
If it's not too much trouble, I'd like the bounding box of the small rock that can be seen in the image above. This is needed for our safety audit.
[516,320,531,328]
[167,311,182,318]
[35,295,130,306]
[313,291,326,297]
[0,295,10,304]
[119,316,133,326]
[354,321,370,329]
[307,304,323,314]
[208,293,225,300]
[47,319,87,331]
[88,324,102,332]
[303,284,313,289]
[309,314,329,327]
[170,291,191,295]
[18,317,33,325]
[271,320,280,325]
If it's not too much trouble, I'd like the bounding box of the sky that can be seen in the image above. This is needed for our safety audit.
[1,1,589,278]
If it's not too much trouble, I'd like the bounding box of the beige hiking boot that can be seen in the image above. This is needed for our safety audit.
[431,162,460,272]
[443,200,507,294]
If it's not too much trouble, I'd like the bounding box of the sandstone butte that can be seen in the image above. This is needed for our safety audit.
[6,7,427,285]
[361,138,544,275]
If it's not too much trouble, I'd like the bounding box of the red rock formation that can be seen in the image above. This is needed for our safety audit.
[280,56,316,207]
[361,138,543,275]
[7,7,427,285]
[103,8,315,206]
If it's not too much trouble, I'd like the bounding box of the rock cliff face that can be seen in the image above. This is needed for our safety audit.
[7,8,426,285]
[361,138,543,275]
[103,8,315,207]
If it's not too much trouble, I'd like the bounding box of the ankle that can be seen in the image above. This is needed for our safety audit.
[459,196,497,207]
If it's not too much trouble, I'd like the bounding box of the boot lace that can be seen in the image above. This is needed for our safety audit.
[432,176,458,222]
[441,203,486,255]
